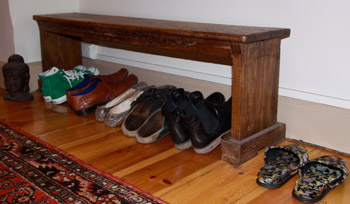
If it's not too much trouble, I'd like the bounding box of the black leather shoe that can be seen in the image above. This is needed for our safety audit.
[162,88,192,150]
[179,91,231,154]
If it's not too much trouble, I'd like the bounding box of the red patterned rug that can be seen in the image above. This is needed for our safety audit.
[0,119,167,204]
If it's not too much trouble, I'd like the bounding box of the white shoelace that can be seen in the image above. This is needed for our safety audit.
[63,70,85,87]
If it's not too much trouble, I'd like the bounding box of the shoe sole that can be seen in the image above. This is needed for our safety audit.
[174,139,192,150]
[52,95,67,104]
[136,129,170,144]
[193,129,231,154]
[136,130,160,144]
[43,95,52,102]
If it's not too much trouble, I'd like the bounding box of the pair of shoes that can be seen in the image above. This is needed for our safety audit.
[163,88,232,153]
[103,85,156,127]
[95,82,154,127]
[66,69,138,116]
[95,81,147,121]
[39,65,99,104]
[257,144,348,203]
[122,85,176,144]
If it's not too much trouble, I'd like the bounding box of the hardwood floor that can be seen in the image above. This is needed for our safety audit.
[0,89,349,204]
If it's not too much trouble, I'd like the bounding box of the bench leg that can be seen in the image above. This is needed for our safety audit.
[39,29,82,71]
[221,39,286,165]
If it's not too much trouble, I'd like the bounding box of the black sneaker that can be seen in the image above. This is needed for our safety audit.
[162,88,192,150]
[179,91,231,154]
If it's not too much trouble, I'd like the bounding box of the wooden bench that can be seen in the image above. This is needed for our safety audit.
[33,13,290,165]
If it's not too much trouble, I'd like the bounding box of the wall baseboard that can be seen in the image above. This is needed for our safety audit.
[279,87,350,109]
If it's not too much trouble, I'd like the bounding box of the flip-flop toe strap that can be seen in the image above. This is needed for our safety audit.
[264,144,309,167]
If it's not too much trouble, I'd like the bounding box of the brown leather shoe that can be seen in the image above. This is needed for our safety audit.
[66,68,128,102]
[90,68,128,82]
[68,74,138,116]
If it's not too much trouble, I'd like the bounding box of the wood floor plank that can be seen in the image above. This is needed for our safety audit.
[37,121,120,148]
[0,89,349,204]
[63,132,137,163]
[120,146,222,194]
[159,161,259,204]
[153,160,226,197]
[89,136,175,174]
[114,147,181,177]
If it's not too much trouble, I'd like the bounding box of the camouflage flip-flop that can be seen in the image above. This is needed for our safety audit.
[292,155,348,203]
[256,144,309,188]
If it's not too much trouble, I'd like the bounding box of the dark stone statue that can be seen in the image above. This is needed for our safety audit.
[2,54,33,101]
[8,54,25,63]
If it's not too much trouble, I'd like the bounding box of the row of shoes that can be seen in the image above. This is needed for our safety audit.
[39,65,100,104]
[39,67,232,154]
[95,85,232,154]
[257,144,348,203]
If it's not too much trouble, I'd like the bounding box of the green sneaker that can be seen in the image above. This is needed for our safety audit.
[39,66,99,104]
[39,70,53,102]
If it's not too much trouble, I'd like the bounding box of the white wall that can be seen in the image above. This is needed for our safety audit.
[8,0,80,63]
[79,0,350,109]
[0,0,15,61]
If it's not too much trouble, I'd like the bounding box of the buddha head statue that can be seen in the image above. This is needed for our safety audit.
[8,54,25,63]
[2,54,33,101]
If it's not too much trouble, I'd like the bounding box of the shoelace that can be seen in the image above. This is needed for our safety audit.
[63,70,85,87]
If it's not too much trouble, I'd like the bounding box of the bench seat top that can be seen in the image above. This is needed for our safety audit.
[33,13,290,43]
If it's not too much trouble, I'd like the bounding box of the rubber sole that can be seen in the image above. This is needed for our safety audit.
[52,94,67,105]
[136,129,169,144]
[174,139,192,150]
[193,129,231,154]
[43,95,52,102]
